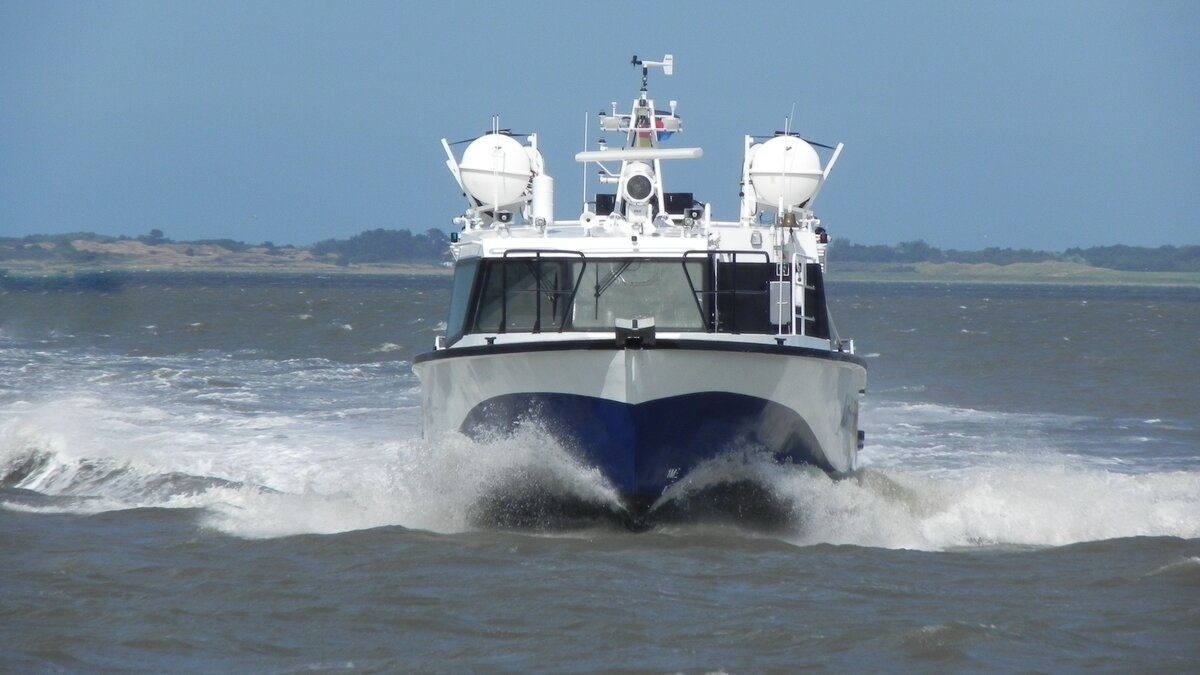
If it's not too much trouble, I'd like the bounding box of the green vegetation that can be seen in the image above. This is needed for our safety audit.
[830,260,1200,286]
[1059,244,1200,272]
[830,239,1200,272]
[0,228,450,265]
[311,228,448,264]
[2,230,1197,286]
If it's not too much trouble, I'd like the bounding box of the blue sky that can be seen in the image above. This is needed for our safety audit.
[1,1,1196,249]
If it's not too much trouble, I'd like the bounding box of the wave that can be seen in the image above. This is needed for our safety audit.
[369,342,404,353]
[0,399,624,536]
[198,424,628,538]
[3,380,1197,548]
[4,400,1197,549]
[1,449,249,513]
[774,463,1200,550]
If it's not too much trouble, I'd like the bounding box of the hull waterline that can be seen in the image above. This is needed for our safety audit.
[413,340,866,516]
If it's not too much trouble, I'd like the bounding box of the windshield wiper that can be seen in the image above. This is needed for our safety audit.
[593,261,632,299]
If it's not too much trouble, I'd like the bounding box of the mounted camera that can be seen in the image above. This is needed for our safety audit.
[621,162,656,205]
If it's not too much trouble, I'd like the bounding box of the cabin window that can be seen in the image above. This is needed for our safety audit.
[457,255,825,338]
[445,258,480,345]
[710,260,829,338]
[802,262,829,339]
[471,259,574,333]
[571,260,707,331]
[713,260,775,334]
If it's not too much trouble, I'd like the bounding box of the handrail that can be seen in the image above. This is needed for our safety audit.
[682,250,772,333]
[790,252,818,337]
[498,249,588,333]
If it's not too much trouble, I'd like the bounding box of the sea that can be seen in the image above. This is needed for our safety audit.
[1,272,1197,673]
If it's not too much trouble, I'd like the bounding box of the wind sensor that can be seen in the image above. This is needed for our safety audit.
[631,54,674,90]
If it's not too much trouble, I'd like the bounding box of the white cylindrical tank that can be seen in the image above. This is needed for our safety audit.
[532,174,554,226]
[459,133,533,209]
[748,135,823,210]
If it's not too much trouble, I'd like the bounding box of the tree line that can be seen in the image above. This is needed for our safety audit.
[311,228,448,264]
[829,239,1200,273]
[3,229,1197,271]
[0,228,449,265]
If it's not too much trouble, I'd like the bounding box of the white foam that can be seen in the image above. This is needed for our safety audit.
[3,358,1197,549]
[1147,556,1200,578]
[770,462,1200,551]
[1,393,621,538]
[198,425,623,538]
[370,342,404,353]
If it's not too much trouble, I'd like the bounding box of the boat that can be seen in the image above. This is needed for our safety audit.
[413,55,867,524]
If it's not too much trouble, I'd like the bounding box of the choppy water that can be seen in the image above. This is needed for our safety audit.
[2,274,1198,672]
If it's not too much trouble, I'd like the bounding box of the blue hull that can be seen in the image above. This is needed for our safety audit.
[461,391,828,512]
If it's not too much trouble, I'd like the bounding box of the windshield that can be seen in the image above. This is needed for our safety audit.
[452,254,829,340]
[571,260,706,331]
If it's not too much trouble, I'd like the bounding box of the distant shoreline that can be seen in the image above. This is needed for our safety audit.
[0,237,453,279]
[3,257,1199,289]
[6,234,1198,288]
[0,260,452,278]
[827,261,1200,288]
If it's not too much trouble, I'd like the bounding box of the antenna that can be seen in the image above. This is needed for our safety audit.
[581,111,588,212]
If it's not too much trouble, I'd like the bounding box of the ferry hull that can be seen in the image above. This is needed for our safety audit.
[413,341,866,514]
